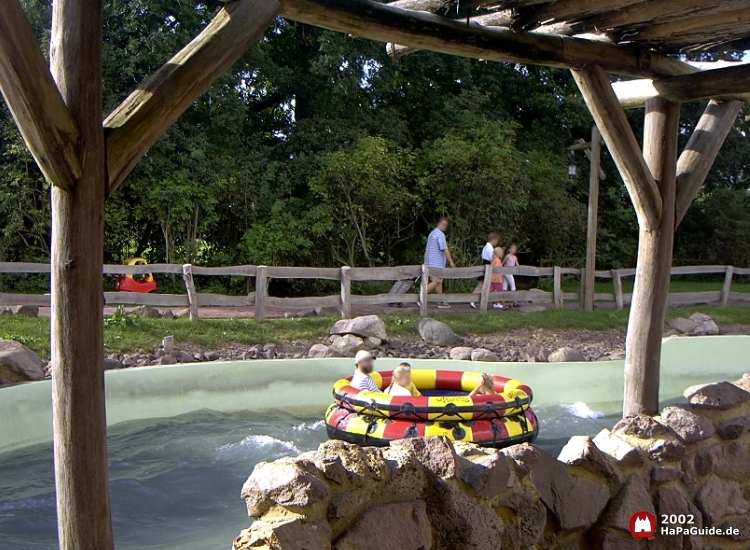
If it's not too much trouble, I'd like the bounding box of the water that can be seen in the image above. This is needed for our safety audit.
[0,403,613,550]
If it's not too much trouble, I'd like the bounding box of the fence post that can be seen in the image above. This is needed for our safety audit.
[479,264,492,311]
[419,264,429,317]
[578,267,586,311]
[340,266,351,318]
[182,264,199,321]
[612,269,624,311]
[553,266,562,310]
[721,266,734,306]
[255,265,267,323]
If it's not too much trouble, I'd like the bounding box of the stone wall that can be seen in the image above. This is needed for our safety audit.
[234,375,750,550]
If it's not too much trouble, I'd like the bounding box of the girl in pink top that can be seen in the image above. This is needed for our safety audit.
[503,243,518,292]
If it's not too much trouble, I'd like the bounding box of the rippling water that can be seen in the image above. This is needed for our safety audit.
[0,404,616,550]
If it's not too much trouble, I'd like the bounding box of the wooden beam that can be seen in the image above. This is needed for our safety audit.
[624,97,680,417]
[583,125,601,312]
[630,6,750,45]
[49,0,113,549]
[0,0,81,190]
[675,100,743,226]
[572,65,662,230]
[516,0,644,30]
[105,0,280,193]
[279,0,697,78]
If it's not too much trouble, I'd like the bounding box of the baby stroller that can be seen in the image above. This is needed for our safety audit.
[388,275,421,307]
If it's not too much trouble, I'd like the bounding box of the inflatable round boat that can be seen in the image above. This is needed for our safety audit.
[325,369,539,448]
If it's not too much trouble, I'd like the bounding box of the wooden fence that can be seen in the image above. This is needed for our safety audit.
[0,262,746,321]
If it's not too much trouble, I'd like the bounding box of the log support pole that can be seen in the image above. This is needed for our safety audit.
[340,266,352,318]
[479,263,492,312]
[583,125,602,312]
[624,98,680,416]
[182,263,199,321]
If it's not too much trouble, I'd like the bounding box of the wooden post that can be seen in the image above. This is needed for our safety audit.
[624,97,681,417]
[721,266,734,306]
[340,266,352,318]
[49,1,114,549]
[182,264,199,321]
[578,267,586,310]
[612,269,624,310]
[553,266,563,310]
[419,264,429,317]
[479,263,492,311]
[583,125,601,312]
[255,265,268,323]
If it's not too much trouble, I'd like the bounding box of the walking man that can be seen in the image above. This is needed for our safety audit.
[424,217,456,309]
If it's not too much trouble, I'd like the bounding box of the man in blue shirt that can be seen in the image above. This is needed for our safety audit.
[424,217,456,308]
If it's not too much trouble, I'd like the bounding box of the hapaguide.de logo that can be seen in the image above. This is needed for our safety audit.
[628,510,657,540]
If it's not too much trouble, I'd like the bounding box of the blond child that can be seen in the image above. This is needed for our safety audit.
[386,364,416,397]
[503,243,519,292]
[469,373,498,397]
[491,247,505,310]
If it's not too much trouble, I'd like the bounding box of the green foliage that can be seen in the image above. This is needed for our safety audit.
[104,306,141,329]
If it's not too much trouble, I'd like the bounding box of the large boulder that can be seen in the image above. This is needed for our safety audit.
[471,348,500,362]
[330,315,387,341]
[658,405,714,443]
[695,475,748,524]
[329,335,366,356]
[0,340,45,385]
[668,317,698,334]
[132,305,161,318]
[599,474,654,531]
[234,518,332,550]
[449,346,472,361]
[308,344,334,358]
[14,305,39,318]
[548,347,585,363]
[557,435,622,483]
[415,318,456,346]
[684,381,750,410]
[333,500,432,550]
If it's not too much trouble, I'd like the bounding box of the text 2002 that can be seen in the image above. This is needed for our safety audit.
[661,514,695,525]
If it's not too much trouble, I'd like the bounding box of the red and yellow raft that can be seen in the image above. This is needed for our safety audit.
[325,369,539,449]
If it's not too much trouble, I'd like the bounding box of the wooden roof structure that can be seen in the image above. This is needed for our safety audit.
[0,1,749,549]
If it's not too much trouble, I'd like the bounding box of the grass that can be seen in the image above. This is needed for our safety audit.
[2,305,750,360]
[556,278,750,295]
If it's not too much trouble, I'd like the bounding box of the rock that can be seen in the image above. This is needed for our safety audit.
[13,305,39,317]
[684,381,750,410]
[608,351,626,361]
[315,306,341,317]
[648,439,685,462]
[175,351,194,363]
[333,500,431,550]
[263,344,277,359]
[329,335,366,356]
[694,320,720,335]
[658,405,714,443]
[0,340,45,385]
[689,312,713,324]
[103,358,126,370]
[600,474,654,532]
[716,414,750,440]
[308,344,332,358]
[415,318,456,346]
[471,348,500,362]
[669,317,698,334]
[162,336,174,354]
[156,355,177,365]
[523,345,549,362]
[161,310,176,320]
[613,414,676,440]
[651,466,683,484]
[204,350,221,361]
[557,435,621,482]
[449,346,472,361]
[654,486,703,550]
[716,517,750,542]
[234,517,332,550]
[330,315,387,341]
[498,497,546,550]
[363,337,382,349]
[0,307,12,315]
[193,352,204,362]
[242,457,330,518]
[132,305,161,318]
[390,437,461,479]
[592,429,643,467]
[174,308,191,319]
[457,450,511,499]
[588,530,641,550]
[694,475,748,524]
[548,347,585,363]
[734,373,750,392]
[504,444,609,530]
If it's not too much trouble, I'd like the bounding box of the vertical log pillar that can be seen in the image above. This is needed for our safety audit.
[49,1,114,549]
[553,266,563,310]
[255,265,268,323]
[182,263,199,320]
[419,265,429,317]
[479,264,492,311]
[340,266,352,318]
[624,98,680,417]
[583,126,601,312]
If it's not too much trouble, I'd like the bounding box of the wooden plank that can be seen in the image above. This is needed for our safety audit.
[562,292,579,301]
[593,270,613,278]
[594,292,615,302]
[266,295,340,308]
[182,264,199,321]
[103,293,189,307]
[0,0,81,191]
[255,265,268,323]
[266,266,341,279]
[517,0,645,29]
[190,265,257,276]
[729,292,750,302]
[612,269,624,310]
[560,268,582,275]
[103,263,184,275]
[553,266,563,310]
[0,262,51,273]
[479,264,492,312]
[351,293,419,306]
[197,293,255,307]
[340,266,352,318]
[667,291,721,306]
[105,0,281,192]
[428,266,485,279]
[0,292,50,306]
[348,265,421,281]
[624,97,680,417]
[278,0,697,78]
[419,265,429,317]
[487,291,553,304]
[572,65,662,230]
[631,7,750,44]
[734,267,750,276]
[584,125,601,312]
[670,265,727,275]
[676,100,743,226]
[721,266,734,306]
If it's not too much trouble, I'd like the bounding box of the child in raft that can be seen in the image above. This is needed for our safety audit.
[385,364,419,397]
[469,373,498,397]
[490,246,505,310]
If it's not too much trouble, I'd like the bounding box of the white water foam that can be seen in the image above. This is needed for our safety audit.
[292,420,324,432]
[218,434,300,455]
[561,402,605,419]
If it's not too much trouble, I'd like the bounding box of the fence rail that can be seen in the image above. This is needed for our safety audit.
[0,262,744,321]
